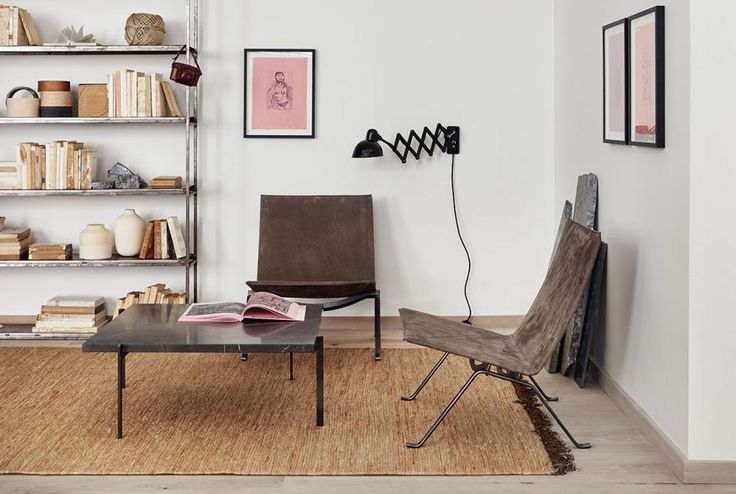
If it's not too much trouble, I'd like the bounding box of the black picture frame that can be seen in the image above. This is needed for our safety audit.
[628,6,665,148]
[603,18,629,144]
[243,48,316,139]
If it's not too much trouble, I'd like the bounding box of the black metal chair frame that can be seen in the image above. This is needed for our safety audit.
[401,351,591,450]
[322,290,381,361]
[240,290,382,374]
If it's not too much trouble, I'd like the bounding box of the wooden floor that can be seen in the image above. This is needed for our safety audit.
[1,317,733,494]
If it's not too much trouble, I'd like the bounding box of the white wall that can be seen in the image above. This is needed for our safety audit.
[1,0,556,319]
[554,0,691,454]
[689,0,736,461]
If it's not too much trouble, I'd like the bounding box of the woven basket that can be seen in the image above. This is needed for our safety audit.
[125,13,166,46]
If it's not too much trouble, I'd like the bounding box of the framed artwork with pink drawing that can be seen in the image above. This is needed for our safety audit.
[603,17,629,144]
[244,49,315,138]
[628,6,664,148]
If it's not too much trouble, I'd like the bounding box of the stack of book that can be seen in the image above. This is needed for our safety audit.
[107,70,182,118]
[112,284,187,319]
[1,141,98,190]
[0,226,31,260]
[151,176,183,189]
[0,5,41,46]
[139,216,187,260]
[33,296,107,334]
[29,243,72,260]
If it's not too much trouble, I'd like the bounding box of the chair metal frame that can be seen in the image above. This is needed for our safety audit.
[402,352,591,449]
[323,290,381,360]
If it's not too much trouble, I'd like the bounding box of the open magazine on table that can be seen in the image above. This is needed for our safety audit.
[178,292,306,323]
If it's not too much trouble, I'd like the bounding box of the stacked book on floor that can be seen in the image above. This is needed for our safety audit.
[107,70,182,118]
[29,243,72,260]
[0,5,41,46]
[33,296,108,335]
[113,283,187,319]
[139,216,187,259]
[0,141,98,190]
[0,225,31,260]
[151,176,183,189]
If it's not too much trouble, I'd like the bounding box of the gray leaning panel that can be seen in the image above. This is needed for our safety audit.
[575,242,607,388]
[560,173,599,376]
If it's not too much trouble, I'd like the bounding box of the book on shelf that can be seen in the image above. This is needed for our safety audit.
[0,161,20,189]
[0,226,32,260]
[35,311,107,329]
[46,295,105,308]
[178,293,307,323]
[2,141,97,191]
[151,176,183,189]
[107,70,181,118]
[29,243,72,260]
[139,217,186,260]
[113,284,187,319]
[33,296,107,334]
[0,5,40,46]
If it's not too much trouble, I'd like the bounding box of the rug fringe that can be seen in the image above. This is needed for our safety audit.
[512,383,576,475]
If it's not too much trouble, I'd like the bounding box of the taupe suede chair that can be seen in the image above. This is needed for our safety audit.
[247,195,381,360]
[400,219,601,448]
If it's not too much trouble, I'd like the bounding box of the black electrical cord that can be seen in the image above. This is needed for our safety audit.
[450,153,473,324]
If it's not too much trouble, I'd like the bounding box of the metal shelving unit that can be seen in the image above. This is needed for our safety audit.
[0,0,199,340]
[0,186,194,197]
[0,117,191,124]
[1,323,95,340]
[0,254,195,268]
[0,45,185,55]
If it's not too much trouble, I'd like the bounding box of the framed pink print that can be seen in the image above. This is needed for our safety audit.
[628,6,664,148]
[603,18,628,144]
[244,49,316,138]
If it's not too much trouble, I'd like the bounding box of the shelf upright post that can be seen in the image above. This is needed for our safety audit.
[184,0,192,303]
[192,0,199,303]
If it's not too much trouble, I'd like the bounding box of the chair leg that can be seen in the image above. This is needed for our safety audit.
[525,381,591,449]
[405,369,486,449]
[401,352,449,401]
[529,375,559,402]
[240,353,248,362]
[374,293,381,361]
[486,370,590,449]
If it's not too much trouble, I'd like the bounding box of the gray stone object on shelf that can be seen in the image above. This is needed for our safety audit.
[105,163,147,189]
[560,173,598,376]
[546,200,573,374]
[575,242,607,388]
[91,181,114,190]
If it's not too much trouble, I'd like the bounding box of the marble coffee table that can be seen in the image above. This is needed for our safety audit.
[82,303,324,438]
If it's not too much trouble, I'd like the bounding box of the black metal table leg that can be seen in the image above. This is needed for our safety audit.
[289,352,294,380]
[117,345,125,439]
[374,292,382,361]
[316,336,324,426]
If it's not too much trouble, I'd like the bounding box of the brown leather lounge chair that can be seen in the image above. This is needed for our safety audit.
[400,219,601,448]
[247,195,382,360]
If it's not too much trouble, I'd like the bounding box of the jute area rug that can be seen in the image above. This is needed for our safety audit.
[0,347,573,475]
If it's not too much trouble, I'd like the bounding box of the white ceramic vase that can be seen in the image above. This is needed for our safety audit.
[113,209,146,256]
[79,224,113,260]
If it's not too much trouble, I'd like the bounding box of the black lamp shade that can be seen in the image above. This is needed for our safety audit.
[352,140,383,159]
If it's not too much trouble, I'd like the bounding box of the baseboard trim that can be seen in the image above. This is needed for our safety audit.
[592,362,736,484]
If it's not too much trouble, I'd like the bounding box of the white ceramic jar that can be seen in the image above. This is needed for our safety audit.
[79,224,113,260]
[113,209,146,256]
